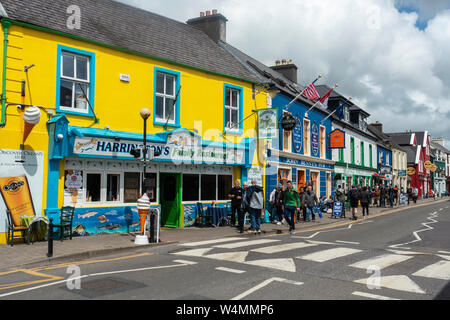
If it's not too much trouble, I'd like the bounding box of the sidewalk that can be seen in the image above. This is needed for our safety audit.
[0,197,447,272]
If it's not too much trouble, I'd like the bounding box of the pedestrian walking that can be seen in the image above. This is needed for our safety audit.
[335,185,346,218]
[228,180,243,227]
[407,186,412,205]
[360,186,371,217]
[348,185,360,220]
[382,185,389,207]
[373,186,380,207]
[298,187,307,221]
[282,181,301,235]
[244,179,264,234]
[239,182,249,233]
[393,185,399,206]
[412,186,418,204]
[389,184,394,208]
[302,185,319,222]
[269,184,284,225]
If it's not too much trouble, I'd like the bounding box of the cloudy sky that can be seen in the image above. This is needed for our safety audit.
[117,0,450,147]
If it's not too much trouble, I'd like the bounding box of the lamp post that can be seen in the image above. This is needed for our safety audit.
[140,108,155,242]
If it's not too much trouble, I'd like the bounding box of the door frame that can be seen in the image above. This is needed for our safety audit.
[159,172,182,228]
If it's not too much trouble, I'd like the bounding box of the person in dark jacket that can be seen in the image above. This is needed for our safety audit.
[244,179,264,234]
[388,184,394,208]
[302,185,319,222]
[348,185,360,220]
[228,180,243,227]
[360,186,371,217]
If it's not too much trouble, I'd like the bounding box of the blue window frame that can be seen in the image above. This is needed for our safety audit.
[56,45,96,117]
[223,83,243,134]
[153,67,181,128]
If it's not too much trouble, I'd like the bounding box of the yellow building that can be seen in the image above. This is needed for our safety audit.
[0,0,271,243]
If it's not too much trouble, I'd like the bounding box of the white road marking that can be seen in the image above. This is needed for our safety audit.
[251,242,318,254]
[354,275,426,294]
[412,260,450,280]
[386,249,428,255]
[204,251,249,263]
[0,262,193,298]
[352,291,400,300]
[439,208,443,211]
[349,254,413,270]
[304,240,340,245]
[172,248,213,257]
[437,255,450,260]
[180,237,245,247]
[335,240,360,245]
[297,247,362,262]
[172,260,198,265]
[215,267,246,274]
[231,277,303,300]
[244,258,297,273]
[293,232,320,239]
[214,239,280,249]
[438,251,450,255]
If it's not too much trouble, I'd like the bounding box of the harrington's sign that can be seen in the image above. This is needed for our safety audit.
[73,135,245,165]
[329,129,345,149]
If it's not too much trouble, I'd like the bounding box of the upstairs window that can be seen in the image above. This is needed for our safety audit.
[303,120,310,156]
[57,46,95,116]
[224,84,243,133]
[320,126,326,159]
[155,71,176,125]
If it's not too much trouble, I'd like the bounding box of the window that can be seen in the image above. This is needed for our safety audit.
[303,120,310,156]
[218,175,232,201]
[56,45,95,116]
[369,145,373,168]
[360,141,364,167]
[201,175,217,201]
[124,172,140,203]
[183,174,200,202]
[143,173,157,202]
[224,84,243,133]
[339,148,344,162]
[379,151,383,164]
[86,173,101,203]
[350,137,355,164]
[344,107,350,122]
[106,174,120,202]
[386,153,390,166]
[155,71,176,125]
[320,126,326,158]
[283,130,292,152]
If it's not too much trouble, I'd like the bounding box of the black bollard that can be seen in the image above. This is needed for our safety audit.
[150,212,155,243]
[47,218,53,258]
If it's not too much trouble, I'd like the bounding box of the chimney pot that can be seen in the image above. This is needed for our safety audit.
[212,9,218,15]
[275,60,280,66]
[206,10,211,16]
[187,11,228,43]
[281,59,287,65]
[270,60,298,83]
[200,12,205,17]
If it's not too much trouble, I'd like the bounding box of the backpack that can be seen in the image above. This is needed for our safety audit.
[350,190,359,201]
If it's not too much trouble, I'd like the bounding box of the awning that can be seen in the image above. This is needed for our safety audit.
[372,173,386,179]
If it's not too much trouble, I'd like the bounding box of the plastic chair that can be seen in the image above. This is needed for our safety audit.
[52,207,75,241]
[6,210,30,246]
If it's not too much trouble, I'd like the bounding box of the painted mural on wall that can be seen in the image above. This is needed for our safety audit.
[183,202,229,227]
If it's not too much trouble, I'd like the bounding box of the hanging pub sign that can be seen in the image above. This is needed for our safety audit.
[257,108,279,139]
[424,161,433,170]
[407,167,416,176]
[430,164,437,172]
[280,112,297,132]
[311,123,319,157]
[329,129,345,149]
[292,123,302,154]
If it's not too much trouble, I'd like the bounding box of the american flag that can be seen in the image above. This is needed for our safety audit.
[303,82,320,101]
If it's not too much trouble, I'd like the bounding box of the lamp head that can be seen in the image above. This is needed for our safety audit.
[140,108,151,120]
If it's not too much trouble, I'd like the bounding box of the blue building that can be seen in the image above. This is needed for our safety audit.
[220,43,335,200]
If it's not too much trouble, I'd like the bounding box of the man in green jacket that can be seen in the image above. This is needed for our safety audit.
[282,181,301,235]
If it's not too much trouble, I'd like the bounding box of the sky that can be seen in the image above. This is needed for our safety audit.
[117,0,450,147]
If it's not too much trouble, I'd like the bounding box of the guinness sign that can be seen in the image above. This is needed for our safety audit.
[280,112,297,131]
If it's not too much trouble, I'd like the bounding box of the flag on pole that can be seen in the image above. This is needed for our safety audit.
[335,100,349,120]
[303,82,320,101]
[317,87,335,110]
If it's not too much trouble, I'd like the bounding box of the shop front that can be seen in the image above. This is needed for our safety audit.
[334,166,375,189]
[46,116,257,236]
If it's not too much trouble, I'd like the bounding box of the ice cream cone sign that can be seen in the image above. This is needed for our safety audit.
[23,106,41,143]
[137,193,150,235]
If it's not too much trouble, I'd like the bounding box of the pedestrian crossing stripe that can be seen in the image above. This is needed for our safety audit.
[349,254,413,270]
[297,247,362,262]
[251,242,318,254]
[180,237,246,247]
[214,239,281,249]
[172,248,213,257]
[204,252,249,263]
[244,258,296,273]
[412,260,450,280]
[354,275,425,294]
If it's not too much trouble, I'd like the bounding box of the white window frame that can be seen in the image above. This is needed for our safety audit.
[60,51,90,113]
[104,171,123,204]
[303,119,311,156]
[283,129,292,152]
[320,125,326,159]
[225,87,240,131]
[155,71,177,125]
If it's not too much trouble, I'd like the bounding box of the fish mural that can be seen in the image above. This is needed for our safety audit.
[78,211,99,219]
[97,215,109,223]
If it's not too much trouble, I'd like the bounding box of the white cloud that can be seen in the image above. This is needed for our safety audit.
[117,0,450,141]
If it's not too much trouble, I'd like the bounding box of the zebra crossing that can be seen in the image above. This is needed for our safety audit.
[173,236,450,296]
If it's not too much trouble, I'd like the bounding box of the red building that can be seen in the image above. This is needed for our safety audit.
[387,131,431,198]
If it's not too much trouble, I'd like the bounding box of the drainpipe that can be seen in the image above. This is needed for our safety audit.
[0,19,11,128]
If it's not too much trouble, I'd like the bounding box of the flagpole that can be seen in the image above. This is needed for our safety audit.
[285,74,322,111]
[306,83,338,115]
[321,97,352,124]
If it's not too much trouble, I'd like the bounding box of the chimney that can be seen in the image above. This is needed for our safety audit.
[432,137,445,147]
[187,10,228,43]
[371,121,383,133]
[270,59,298,83]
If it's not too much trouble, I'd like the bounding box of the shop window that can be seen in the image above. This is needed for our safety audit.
[143,173,157,202]
[107,174,120,202]
[183,174,200,202]
[124,172,140,203]
[64,170,83,206]
[154,67,180,127]
[201,175,217,201]
[218,175,232,200]
[56,45,95,117]
[86,173,101,202]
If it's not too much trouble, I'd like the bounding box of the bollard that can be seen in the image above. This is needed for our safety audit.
[150,212,155,243]
[47,218,53,258]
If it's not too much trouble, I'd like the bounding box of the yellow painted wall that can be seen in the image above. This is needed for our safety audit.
[0,23,268,243]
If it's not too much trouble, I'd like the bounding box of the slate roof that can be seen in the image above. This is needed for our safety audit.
[386,132,414,146]
[403,145,420,164]
[0,0,260,83]
[430,141,450,154]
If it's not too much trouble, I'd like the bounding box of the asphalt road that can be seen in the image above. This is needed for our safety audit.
[1,200,450,302]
